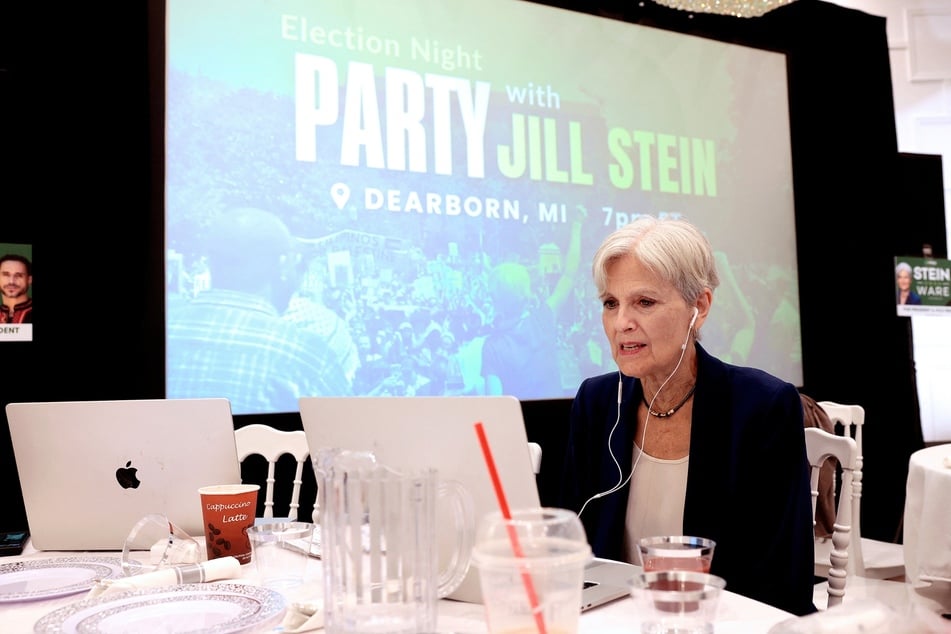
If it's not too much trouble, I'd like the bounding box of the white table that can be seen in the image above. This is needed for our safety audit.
[904,443,951,612]
[3,541,795,633]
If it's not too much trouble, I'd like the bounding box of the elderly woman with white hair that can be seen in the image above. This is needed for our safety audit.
[895,261,922,305]
[557,214,817,616]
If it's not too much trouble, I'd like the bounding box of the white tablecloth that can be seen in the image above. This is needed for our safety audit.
[905,444,951,585]
[904,444,951,613]
[3,541,795,633]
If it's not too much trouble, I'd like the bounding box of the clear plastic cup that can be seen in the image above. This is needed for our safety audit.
[472,507,592,634]
[629,569,726,634]
[121,513,202,576]
[637,535,716,573]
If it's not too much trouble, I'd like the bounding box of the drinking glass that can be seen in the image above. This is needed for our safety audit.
[629,570,726,634]
[121,513,203,576]
[472,507,592,634]
[637,535,716,573]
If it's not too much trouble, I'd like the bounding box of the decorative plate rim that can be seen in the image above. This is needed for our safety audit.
[33,582,286,634]
[0,557,122,604]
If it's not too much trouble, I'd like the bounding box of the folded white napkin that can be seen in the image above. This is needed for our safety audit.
[279,601,324,632]
[86,556,242,599]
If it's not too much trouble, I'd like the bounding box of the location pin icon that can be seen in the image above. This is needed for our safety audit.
[330,183,351,210]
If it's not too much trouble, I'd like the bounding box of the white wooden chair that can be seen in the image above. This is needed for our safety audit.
[527,441,542,475]
[234,424,312,522]
[815,402,905,581]
[805,427,858,609]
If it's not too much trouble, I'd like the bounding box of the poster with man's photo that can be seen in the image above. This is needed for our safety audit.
[0,243,33,341]
[895,255,951,316]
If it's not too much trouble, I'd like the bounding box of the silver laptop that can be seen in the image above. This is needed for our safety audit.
[581,558,639,612]
[6,398,241,551]
[299,395,636,610]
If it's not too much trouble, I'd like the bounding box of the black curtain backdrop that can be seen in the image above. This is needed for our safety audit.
[896,153,948,260]
[1,0,935,543]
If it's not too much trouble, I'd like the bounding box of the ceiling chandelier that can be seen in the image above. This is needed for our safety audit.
[651,0,797,18]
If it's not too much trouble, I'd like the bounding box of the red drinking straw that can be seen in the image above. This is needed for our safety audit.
[474,421,548,634]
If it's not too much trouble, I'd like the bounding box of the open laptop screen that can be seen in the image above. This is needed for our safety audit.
[7,398,240,551]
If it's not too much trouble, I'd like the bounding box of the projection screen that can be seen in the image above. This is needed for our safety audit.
[164,0,802,415]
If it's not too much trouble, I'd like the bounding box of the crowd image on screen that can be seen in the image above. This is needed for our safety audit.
[168,220,797,411]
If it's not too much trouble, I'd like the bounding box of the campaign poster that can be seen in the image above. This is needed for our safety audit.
[895,255,951,316]
[0,243,33,341]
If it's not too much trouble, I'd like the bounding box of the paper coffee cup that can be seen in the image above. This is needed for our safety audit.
[198,484,259,565]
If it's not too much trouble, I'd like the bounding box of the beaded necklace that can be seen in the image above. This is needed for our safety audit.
[642,384,696,418]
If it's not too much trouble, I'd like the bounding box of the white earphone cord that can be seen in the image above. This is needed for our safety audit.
[578,315,694,518]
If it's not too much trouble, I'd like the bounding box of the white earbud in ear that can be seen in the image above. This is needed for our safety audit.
[682,307,699,350]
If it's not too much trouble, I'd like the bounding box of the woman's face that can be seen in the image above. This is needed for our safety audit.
[600,253,695,382]
[897,268,913,291]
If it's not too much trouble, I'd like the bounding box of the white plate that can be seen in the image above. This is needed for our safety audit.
[34,583,286,633]
[0,557,122,603]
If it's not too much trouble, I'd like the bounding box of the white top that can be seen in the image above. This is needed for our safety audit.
[623,445,689,563]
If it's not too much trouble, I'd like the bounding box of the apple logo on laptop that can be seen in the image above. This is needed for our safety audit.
[115,460,141,489]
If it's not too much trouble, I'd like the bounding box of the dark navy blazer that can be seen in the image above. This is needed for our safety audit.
[557,344,817,616]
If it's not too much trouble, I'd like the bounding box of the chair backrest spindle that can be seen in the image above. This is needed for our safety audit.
[234,424,311,522]
[817,401,865,575]
[804,427,858,609]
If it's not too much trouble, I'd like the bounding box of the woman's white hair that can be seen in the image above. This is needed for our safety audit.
[592,215,720,306]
